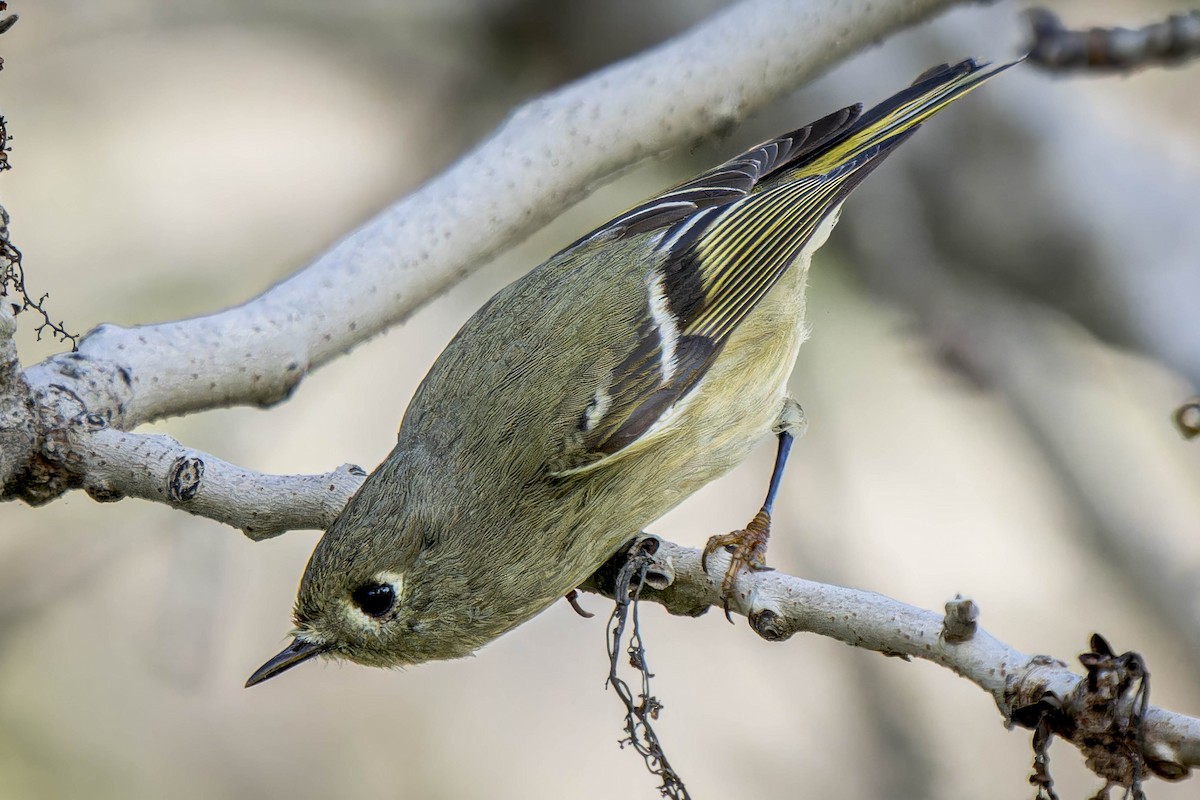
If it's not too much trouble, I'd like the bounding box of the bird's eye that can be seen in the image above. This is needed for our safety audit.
[351,582,396,618]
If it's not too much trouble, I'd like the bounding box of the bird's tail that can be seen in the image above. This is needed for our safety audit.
[795,57,1019,179]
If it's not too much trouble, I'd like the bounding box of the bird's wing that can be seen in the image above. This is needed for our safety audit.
[575,104,863,245]
[554,58,1015,475]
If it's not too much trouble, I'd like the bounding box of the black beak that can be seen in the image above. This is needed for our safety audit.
[245,638,328,688]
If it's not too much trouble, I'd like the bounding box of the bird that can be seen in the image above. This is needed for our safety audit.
[247,57,1016,687]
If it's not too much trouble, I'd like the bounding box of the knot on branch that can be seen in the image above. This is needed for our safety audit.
[941,594,979,643]
[590,535,673,596]
[168,455,205,502]
[1174,398,1200,440]
[1072,634,1154,788]
[3,351,136,504]
[1009,634,1182,797]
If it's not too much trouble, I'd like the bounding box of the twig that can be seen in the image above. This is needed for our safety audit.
[604,538,690,800]
[0,19,76,345]
[1030,708,1061,800]
[0,118,77,348]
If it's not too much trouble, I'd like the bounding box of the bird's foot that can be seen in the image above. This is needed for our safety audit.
[702,508,774,622]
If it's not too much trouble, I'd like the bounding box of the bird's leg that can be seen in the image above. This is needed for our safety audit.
[703,397,805,620]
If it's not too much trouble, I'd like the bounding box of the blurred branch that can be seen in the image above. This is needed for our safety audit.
[844,153,1200,664]
[826,15,1200,390]
[827,13,1200,665]
[1025,8,1200,73]
[0,6,15,42]
[586,536,1200,789]
[817,11,1200,670]
[1,0,984,521]
[954,291,1200,659]
[1176,399,1200,440]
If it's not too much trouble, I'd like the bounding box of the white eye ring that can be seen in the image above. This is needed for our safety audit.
[348,572,405,622]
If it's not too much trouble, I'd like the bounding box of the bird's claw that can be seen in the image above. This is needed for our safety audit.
[564,588,594,618]
[702,508,773,622]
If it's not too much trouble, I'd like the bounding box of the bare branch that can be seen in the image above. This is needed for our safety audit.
[942,595,979,643]
[1025,8,1200,73]
[73,428,366,539]
[2,297,362,535]
[586,537,1200,786]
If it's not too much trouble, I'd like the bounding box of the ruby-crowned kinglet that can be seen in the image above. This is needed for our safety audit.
[248,58,1014,686]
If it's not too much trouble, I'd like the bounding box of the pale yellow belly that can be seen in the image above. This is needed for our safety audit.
[659,256,809,495]
[572,254,812,562]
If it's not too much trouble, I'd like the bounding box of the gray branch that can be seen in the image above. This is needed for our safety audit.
[77,428,366,540]
[588,537,1200,786]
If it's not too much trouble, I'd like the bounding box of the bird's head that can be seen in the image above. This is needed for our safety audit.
[246,457,481,687]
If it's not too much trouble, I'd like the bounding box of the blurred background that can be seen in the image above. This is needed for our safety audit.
[3,0,1200,797]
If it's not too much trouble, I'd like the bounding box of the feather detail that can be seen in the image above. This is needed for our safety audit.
[555,58,1015,474]
[578,103,863,247]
